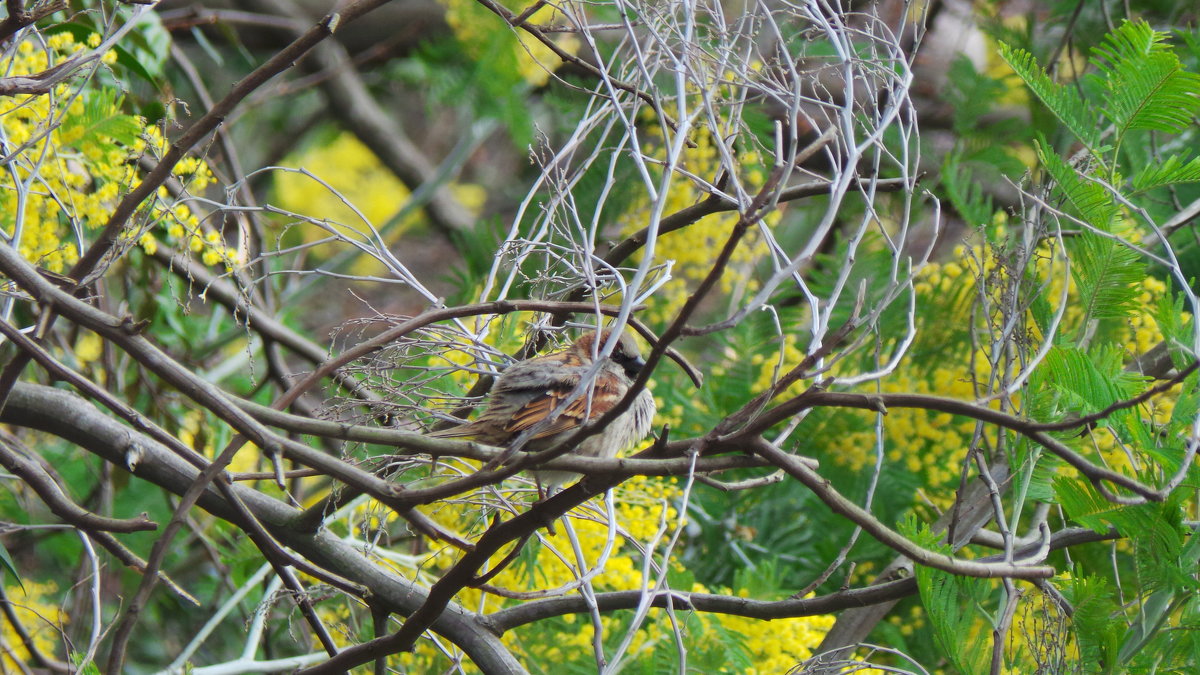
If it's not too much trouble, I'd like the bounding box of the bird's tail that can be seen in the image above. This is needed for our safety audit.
[427,424,476,438]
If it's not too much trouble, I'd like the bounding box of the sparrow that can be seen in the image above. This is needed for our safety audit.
[431,328,657,489]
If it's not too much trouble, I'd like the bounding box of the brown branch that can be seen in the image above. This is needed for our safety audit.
[158,7,311,32]
[149,245,381,402]
[1028,360,1198,432]
[750,438,1054,580]
[746,390,1171,502]
[471,0,667,122]
[603,177,908,267]
[0,434,157,533]
[297,472,623,674]
[486,526,1114,632]
[86,531,198,606]
[0,382,525,674]
[489,577,918,632]
[0,0,67,45]
[235,396,770,477]
[0,315,209,470]
[0,54,87,96]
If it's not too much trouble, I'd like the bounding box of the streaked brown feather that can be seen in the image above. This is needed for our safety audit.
[427,329,655,490]
[504,376,623,439]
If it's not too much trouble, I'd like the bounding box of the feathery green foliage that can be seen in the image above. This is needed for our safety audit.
[1130,154,1200,193]
[1090,20,1200,138]
[904,517,991,675]
[997,42,1101,152]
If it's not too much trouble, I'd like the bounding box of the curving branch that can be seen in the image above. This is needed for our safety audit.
[485,526,1116,632]
[743,389,1178,503]
[749,439,1054,580]
[0,433,157,533]
[0,381,528,675]
[0,1,67,45]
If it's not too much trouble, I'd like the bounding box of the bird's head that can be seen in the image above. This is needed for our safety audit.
[573,329,647,379]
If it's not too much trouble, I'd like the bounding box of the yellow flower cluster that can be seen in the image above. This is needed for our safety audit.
[621,119,774,320]
[745,332,812,401]
[828,368,988,509]
[274,132,414,230]
[273,132,487,276]
[0,582,65,672]
[824,237,1180,509]
[341,462,835,671]
[1,34,230,273]
[704,593,836,673]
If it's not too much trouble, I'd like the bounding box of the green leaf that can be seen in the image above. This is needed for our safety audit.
[1020,450,1061,503]
[940,153,995,228]
[1168,372,1200,430]
[915,568,991,674]
[1067,575,1120,671]
[1118,589,1178,664]
[998,42,1100,150]
[1054,476,1123,533]
[0,541,22,593]
[902,517,991,675]
[70,653,102,675]
[1036,141,1119,230]
[1131,154,1200,193]
[1040,346,1143,418]
[944,55,1008,136]
[1069,231,1145,323]
[1092,20,1200,137]
[1123,501,1191,593]
[61,88,143,151]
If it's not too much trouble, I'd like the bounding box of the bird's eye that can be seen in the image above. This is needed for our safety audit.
[609,339,644,377]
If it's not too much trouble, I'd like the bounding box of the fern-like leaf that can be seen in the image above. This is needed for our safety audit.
[1131,153,1200,193]
[1041,346,1143,419]
[1070,231,1145,323]
[1092,20,1200,137]
[903,518,990,675]
[998,42,1101,150]
[939,156,994,228]
[1036,141,1119,229]
[1036,143,1146,325]
[61,89,142,150]
[1067,575,1121,667]
[1054,476,1125,533]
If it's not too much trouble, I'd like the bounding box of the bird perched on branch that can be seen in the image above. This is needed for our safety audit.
[431,329,656,490]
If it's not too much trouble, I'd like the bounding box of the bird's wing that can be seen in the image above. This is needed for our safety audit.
[503,371,621,440]
[427,358,586,441]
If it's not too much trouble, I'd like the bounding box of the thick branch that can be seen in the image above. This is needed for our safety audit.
[0,0,67,45]
[487,526,1115,632]
[0,435,157,533]
[0,382,527,675]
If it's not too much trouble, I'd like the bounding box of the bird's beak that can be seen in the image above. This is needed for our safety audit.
[622,356,646,379]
